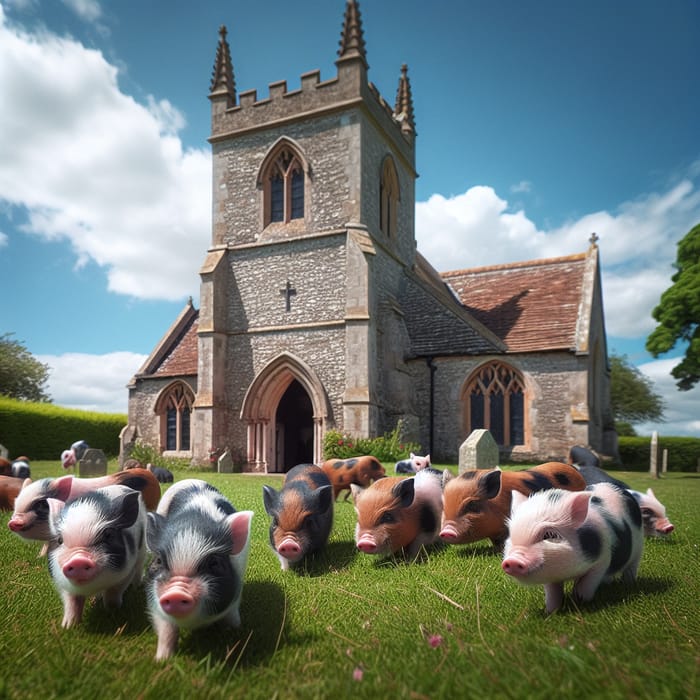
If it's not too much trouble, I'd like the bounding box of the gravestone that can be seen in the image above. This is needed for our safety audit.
[459,429,499,473]
[0,444,8,460]
[218,449,234,473]
[78,448,108,477]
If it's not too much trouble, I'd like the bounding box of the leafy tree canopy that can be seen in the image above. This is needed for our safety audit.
[610,352,665,424]
[646,223,700,391]
[0,333,52,403]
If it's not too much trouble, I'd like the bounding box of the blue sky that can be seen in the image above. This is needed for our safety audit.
[0,0,698,437]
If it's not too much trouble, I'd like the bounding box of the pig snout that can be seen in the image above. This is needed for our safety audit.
[657,519,674,535]
[502,554,529,577]
[159,578,197,618]
[356,533,379,554]
[277,537,302,561]
[8,515,28,532]
[62,553,98,583]
[439,523,460,541]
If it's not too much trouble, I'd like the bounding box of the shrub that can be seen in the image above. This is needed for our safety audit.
[323,421,421,462]
[128,441,193,472]
[618,435,700,472]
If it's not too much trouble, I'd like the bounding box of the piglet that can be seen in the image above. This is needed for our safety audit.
[394,453,431,474]
[502,482,644,613]
[48,484,147,628]
[11,457,31,480]
[351,468,443,558]
[321,456,386,501]
[9,469,161,545]
[0,476,25,511]
[263,464,333,571]
[145,479,253,661]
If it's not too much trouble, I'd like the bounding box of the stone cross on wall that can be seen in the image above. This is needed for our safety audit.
[280,280,296,312]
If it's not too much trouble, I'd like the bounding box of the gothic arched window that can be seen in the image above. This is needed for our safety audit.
[463,361,525,446]
[263,144,305,226]
[379,156,399,237]
[156,381,194,452]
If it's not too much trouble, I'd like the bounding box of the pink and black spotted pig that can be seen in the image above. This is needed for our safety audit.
[145,479,253,660]
[502,482,644,613]
[321,456,386,501]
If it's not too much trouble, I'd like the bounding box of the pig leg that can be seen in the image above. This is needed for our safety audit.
[224,601,242,628]
[102,580,130,609]
[61,592,86,628]
[621,551,642,584]
[153,616,180,661]
[543,583,565,614]
[572,562,607,604]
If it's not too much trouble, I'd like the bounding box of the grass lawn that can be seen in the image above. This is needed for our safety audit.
[0,462,697,699]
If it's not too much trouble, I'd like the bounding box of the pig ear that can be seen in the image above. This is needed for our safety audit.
[425,454,430,463]
[646,488,655,497]
[410,452,416,459]
[569,492,592,527]
[262,485,279,515]
[510,490,528,514]
[47,498,66,531]
[441,470,454,488]
[350,483,364,504]
[50,475,73,502]
[146,512,166,551]
[115,490,142,529]
[393,477,415,508]
[482,470,502,500]
[21,477,32,490]
[316,484,333,513]
[228,511,253,556]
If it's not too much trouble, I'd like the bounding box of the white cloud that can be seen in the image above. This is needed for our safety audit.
[0,8,211,302]
[38,351,146,414]
[62,0,101,23]
[510,180,532,194]
[416,180,700,340]
[635,358,700,439]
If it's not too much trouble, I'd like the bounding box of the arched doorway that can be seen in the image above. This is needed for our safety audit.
[276,379,314,471]
[240,352,330,473]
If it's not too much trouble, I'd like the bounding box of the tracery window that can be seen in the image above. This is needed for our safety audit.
[379,156,399,237]
[157,382,194,452]
[264,145,305,226]
[463,361,525,446]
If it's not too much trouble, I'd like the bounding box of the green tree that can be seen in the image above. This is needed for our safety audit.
[610,352,665,425]
[0,333,52,402]
[646,223,700,390]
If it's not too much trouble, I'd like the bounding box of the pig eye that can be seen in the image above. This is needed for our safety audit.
[379,511,396,524]
[640,508,653,518]
[56,535,63,545]
[542,529,561,541]
[459,501,481,516]
[33,499,49,517]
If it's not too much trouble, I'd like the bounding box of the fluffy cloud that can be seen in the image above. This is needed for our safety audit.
[38,351,147,414]
[415,180,700,339]
[0,7,211,301]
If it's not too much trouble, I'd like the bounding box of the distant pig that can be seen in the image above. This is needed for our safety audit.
[351,468,443,558]
[394,453,431,474]
[9,469,161,544]
[11,457,31,480]
[263,464,333,570]
[569,452,674,538]
[147,464,174,484]
[502,482,644,613]
[0,476,24,511]
[321,456,386,501]
[440,463,586,549]
[48,484,147,628]
[145,479,253,661]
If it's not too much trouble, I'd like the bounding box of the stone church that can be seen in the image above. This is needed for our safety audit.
[122,1,616,471]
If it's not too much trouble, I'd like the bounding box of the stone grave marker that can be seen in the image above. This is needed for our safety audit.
[78,448,108,477]
[459,429,499,473]
[218,448,234,473]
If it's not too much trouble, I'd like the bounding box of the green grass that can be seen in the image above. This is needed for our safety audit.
[0,463,697,699]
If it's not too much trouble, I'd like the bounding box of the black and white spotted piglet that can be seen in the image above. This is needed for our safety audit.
[145,479,253,661]
[502,482,644,613]
[48,484,147,628]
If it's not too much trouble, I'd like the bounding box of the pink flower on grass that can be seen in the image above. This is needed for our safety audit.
[428,634,443,648]
[353,667,364,681]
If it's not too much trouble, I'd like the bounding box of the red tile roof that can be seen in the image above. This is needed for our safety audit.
[151,312,199,377]
[441,253,588,353]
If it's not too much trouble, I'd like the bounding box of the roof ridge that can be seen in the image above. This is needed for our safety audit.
[441,251,587,277]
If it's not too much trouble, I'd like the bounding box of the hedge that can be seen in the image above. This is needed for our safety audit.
[618,435,700,472]
[0,395,126,460]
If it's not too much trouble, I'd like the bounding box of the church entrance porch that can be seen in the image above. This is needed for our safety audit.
[240,353,329,473]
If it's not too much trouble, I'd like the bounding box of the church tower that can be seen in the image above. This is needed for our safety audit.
[195,1,419,471]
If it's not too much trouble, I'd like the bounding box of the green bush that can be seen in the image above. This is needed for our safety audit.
[128,441,193,472]
[618,435,700,472]
[323,421,421,462]
[0,395,126,459]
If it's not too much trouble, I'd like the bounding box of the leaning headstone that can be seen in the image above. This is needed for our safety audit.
[78,448,108,477]
[218,449,234,474]
[0,444,8,460]
[459,429,499,473]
